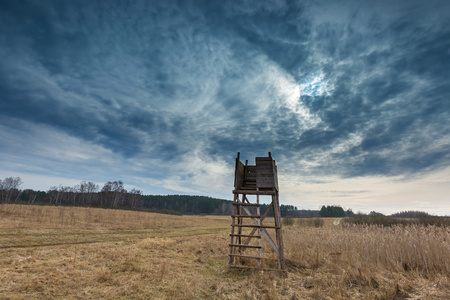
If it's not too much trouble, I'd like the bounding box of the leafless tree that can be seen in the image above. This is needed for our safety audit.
[69,185,79,205]
[127,188,142,209]
[48,185,64,204]
[79,181,99,205]
[25,189,38,204]
[0,177,23,203]
[101,181,126,207]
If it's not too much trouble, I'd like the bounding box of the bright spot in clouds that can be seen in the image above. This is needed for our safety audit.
[300,73,332,97]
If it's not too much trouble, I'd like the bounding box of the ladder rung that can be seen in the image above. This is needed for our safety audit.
[229,244,262,249]
[229,234,261,238]
[231,224,279,229]
[231,215,261,218]
[229,265,276,270]
[232,203,260,206]
[228,254,262,259]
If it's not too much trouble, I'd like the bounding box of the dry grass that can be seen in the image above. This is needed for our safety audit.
[1,204,449,299]
[284,224,450,299]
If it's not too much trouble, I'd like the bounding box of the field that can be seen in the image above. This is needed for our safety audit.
[0,204,449,299]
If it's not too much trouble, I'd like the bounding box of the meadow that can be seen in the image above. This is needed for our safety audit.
[0,204,449,299]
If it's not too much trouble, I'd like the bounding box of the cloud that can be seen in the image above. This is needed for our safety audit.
[280,167,450,215]
[0,0,449,213]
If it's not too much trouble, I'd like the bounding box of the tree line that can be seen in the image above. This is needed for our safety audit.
[1,177,359,217]
[319,205,355,217]
[1,177,143,209]
[141,197,320,217]
[0,176,232,214]
[142,195,232,215]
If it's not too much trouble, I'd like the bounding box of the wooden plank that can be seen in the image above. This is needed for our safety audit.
[229,234,261,238]
[245,166,256,178]
[232,202,260,206]
[232,224,279,229]
[228,254,262,259]
[233,190,277,195]
[231,215,261,218]
[257,204,262,259]
[256,157,278,189]
[261,227,279,256]
[257,166,276,188]
[255,157,273,162]
[229,244,262,249]
[229,193,238,265]
[234,160,245,189]
[272,193,285,270]
[239,187,257,191]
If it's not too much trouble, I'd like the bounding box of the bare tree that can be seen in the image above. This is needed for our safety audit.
[0,177,23,203]
[79,181,99,205]
[69,185,79,205]
[48,185,64,205]
[127,188,142,209]
[23,189,38,204]
[101,181,126,207]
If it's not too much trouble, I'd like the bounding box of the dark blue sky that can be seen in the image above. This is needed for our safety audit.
[1,0,449,214]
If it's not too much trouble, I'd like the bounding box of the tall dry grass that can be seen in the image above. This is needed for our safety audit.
[283,222,450,299]
[285,224,450,275]
[1,204,449,299]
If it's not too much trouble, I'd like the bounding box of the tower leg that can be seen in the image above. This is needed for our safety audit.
[272,193,285,270]
[228,193,239,265]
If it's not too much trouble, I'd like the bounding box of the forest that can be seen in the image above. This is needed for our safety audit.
[0,176,311,216]
[1,177,447,222]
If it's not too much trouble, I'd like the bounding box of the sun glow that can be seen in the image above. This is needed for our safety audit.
[300,73,332,97]
[274,74,322,129]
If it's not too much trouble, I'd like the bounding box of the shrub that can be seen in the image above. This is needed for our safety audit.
[295,218,324,227]
[311,218,324,228]
[418,215,450,227]
[283,216,295,226]
[343,214,410,227]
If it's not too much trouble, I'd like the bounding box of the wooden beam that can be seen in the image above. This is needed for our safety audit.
[229,244,262,249]
[231,224,279,229]
[228,254,262,259]
[229,234,261,238]
[233,190,277,195]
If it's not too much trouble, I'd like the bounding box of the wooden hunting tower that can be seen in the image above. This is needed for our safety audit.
[228,152,285,270]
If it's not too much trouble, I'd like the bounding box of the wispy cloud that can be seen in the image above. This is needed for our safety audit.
[0,0,449,214]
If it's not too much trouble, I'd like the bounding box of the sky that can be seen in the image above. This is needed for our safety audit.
[1,0,449,215]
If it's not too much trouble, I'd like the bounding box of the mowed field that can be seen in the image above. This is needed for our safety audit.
[1,204,449,299]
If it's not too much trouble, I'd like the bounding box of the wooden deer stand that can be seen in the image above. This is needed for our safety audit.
[228,152,285,270]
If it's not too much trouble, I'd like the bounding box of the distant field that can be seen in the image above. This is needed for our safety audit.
[1,204,449,299]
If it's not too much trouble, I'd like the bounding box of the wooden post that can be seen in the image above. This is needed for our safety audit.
[272,193,285,270]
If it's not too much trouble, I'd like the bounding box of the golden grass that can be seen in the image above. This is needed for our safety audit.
[1,204,449,299]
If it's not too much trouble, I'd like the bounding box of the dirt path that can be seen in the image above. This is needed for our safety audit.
[333,218,342,225]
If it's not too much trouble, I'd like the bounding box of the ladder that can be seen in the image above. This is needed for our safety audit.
[229,193,263,267]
